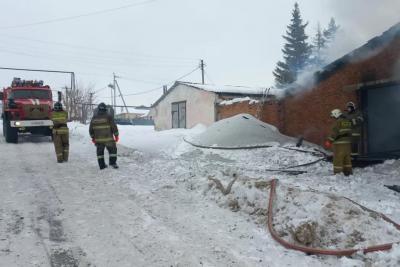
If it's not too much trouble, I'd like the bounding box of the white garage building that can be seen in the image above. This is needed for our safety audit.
[150,81,264,131]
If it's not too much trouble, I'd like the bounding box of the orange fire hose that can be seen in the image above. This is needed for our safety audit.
[267,179,400,256]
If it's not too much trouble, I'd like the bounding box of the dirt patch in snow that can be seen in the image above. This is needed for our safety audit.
[189,113,297,148]
[203,171,271,224]
[273,184,400,249]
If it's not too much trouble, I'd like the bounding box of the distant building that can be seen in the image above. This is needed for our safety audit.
[115,109,149,120]
[115,107,153,125]
[150,81,282,131]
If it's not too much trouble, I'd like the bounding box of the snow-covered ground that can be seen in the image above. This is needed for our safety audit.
[0,121,400,266]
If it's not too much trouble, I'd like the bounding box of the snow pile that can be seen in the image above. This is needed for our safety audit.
[68,120,206,155]
[273,183,400,249]
[189,114,297,148]
[219,97,259,106]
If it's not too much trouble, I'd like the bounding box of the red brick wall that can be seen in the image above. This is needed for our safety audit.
[217,100,283,129]
[278,37,400,146]
[260,101,283,129]
[217,101,259,120]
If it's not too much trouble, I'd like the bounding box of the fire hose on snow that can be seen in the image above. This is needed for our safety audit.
[183,137,329,174]
[267,179,400,256]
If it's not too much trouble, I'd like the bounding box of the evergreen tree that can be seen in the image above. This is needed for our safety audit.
[273,2,312,88]
[323,18,340,44]
[311,23,327,66]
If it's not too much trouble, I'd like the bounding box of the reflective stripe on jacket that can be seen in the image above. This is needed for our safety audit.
[51,110,69,135]
[89,112,119,143]
[53,127,69,135]
[346,110,363,136]
[328,117,352,144]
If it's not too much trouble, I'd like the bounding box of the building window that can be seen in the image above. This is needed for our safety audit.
[171,101,186,128]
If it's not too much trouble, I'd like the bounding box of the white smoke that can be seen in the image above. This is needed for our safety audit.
[278,1,400,95]
[276,65,322,98]
[326,0,400,61]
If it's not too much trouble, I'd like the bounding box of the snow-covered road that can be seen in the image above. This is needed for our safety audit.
[0,122,399,266]
[0,136,263,266]
[0,125,298,267]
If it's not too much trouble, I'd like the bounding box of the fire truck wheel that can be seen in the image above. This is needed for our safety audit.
[3,119,18,143]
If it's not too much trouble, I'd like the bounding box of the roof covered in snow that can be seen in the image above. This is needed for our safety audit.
[180,82,264,95]
[316,22,400,82]
[127,108,150,115]
[151,81,282,107]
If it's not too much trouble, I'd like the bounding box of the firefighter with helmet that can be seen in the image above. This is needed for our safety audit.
[89,103,119,169]
[325,109,353,176]
[345,101,364,157]
[51,102,69,163]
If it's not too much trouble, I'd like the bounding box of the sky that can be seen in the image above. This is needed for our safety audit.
[0,0,398,108]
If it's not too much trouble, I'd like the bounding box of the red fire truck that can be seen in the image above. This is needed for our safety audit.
[1,78,54,143]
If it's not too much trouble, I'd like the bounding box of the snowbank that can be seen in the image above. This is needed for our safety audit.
[188,114,297,148]
[68,121,206,155]
[273,183,400,249]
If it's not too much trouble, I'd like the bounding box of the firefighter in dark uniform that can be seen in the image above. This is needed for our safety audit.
[51,102,69,163]
[325,109,353,176]
[89,103,119,169]
[345,102,364,157]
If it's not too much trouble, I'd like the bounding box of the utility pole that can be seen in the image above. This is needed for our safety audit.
[113,73,118,110]
[89,92,94,117]
[200,59,205,84]
[108,72,119,111]
[115,80,130,114]
[110,83,113,108]
[63,86,69,114]
[115,79,133,124]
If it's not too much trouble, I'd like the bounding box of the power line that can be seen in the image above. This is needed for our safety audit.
[0,34,197,62]
[0,45,193,71]
[118,76,164,85]
[174,66,201,82]
[0,0,157,30]
[110,66,201,97]
[0,43,193,67]
[93,86,108,94]
[204,70,215,84]
[123,85,165,96]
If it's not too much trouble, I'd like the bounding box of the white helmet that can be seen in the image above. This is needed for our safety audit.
[346,101,356,110]
[330,109,342,119]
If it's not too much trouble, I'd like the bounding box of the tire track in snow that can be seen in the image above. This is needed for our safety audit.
[0,139,92,267]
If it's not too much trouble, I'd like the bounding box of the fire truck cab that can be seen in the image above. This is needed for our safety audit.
[1,78,54,143]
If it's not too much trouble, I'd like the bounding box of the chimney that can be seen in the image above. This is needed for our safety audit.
[163,85,168,94]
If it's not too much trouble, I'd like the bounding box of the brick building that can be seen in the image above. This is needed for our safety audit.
[218,23,400,156]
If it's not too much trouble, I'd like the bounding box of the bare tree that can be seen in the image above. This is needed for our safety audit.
[62,82,96,124]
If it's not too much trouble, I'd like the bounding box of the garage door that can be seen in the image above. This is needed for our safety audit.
[365,84,400,155]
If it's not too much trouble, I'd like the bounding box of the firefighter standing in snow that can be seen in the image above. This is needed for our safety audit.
[326,109,353,176]
[89,103,119,169]
[51,102,69,163]
[345,102,364,157]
